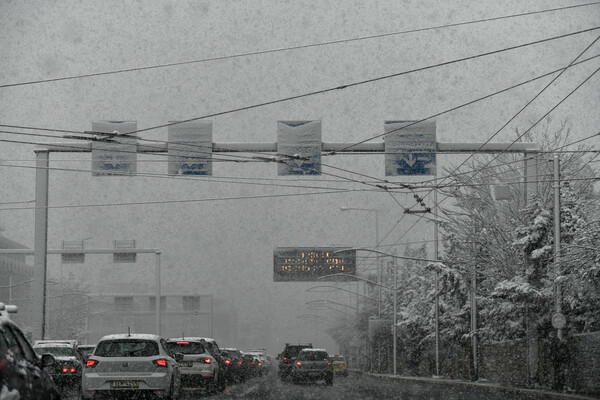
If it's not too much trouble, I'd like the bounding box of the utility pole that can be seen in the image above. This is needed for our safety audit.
[553,156,565,340]
[433,187,440,377]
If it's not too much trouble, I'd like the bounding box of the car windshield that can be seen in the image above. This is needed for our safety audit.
[166,341,206,354]
[298,351,328,361]
[34,346,75,357]
[94,339,159,357]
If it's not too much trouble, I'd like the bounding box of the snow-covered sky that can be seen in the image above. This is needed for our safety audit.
[1,0,599,353]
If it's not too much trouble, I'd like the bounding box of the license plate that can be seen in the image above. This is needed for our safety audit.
[180,361,193,367]
[111,380,139,389]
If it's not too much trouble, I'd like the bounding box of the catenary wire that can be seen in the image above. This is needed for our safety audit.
[0,188,368,212]
[387,65,600,265]
[366,45,600,264]
[2,54,598,198]
[1,2,598,89]
[2,37,597,255]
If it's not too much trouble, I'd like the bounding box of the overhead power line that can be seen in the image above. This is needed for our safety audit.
[1,55,598,203]
[375,39,600,255]
[1,2,598,89]
[130,26,600,137]
[0,188,366,212]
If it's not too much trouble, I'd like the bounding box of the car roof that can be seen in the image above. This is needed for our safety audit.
[166,337,215,343]
[34,342,73,348]
[99,333,161,341]
[299,348,328,352]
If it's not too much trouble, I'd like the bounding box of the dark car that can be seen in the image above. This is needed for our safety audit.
[240,353,260,379]
[221,348,245,383]
[0,302,61,400]
[33,340,85,397]
[76,344,95,361]
[278,342,312,381]
[290,348,333,385]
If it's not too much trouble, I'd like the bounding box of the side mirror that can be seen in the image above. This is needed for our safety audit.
[174,353,184,362]
[41,353,56,367]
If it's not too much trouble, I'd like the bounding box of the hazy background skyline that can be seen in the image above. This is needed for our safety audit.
[1,0,599,354]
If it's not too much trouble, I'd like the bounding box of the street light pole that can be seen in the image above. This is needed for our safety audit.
[340,206,382,374]
[393,254,398,375]
[340,207,381,317]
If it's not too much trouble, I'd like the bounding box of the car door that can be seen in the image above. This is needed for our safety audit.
[1,322,35,399]
[8,324,59,399]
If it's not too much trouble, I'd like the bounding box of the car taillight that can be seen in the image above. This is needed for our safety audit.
[153,358,168,367]
[327,362,332,366]
[199,358,211,364]
[296,361,301,367]
[225,358,231,365]
[283,357,287,360]
[237,360,243,365]
[85,359,98,368]
[176,341,189,345]
[62,366,77,373]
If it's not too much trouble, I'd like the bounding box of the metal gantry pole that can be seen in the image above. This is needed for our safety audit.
[29,140,538,341]
[33,150,50,340]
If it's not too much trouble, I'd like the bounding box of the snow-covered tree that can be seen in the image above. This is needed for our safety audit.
[437,119,599,343]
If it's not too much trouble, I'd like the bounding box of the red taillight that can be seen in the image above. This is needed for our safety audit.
[258,362,262,366]
[62,367,77,373]
[225,358,231,365]
[237,360,243,365]
[176,341,189,345]
[153,358,168,367]
[327,362,332,366]
[86,359,98,368]
[250,361,255,365]
[283,357,287,360]
[199,358,211,364]
[296,361,301,367]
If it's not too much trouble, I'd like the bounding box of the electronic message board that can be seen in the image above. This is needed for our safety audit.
[273,247,356,282]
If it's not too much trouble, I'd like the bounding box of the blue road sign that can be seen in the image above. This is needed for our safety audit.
[385,120,436,176]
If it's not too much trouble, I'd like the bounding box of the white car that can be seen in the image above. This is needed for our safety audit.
[166,337,223,394]
[82,333,182,399]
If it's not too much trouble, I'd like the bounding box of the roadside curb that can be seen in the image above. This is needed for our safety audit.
[352,371,598,400]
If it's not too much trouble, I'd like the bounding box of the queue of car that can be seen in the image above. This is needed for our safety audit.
[2,302,349,399]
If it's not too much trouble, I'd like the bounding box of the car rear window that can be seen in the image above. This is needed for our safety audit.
[298,351,328,361]
[34,346,75,357]
[331,356,345,361]
[94,339,159,357]
[284,345,310,358]
[166,341,206,355]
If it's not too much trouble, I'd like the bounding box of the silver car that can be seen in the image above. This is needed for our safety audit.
[82,333,182,399]
[166,337,223,394]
